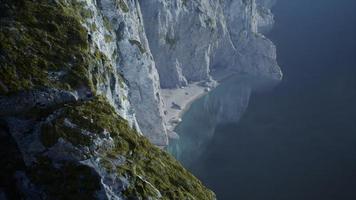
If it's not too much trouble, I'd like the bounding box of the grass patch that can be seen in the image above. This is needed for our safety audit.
[40,96,215,199]
[0,0,94,95]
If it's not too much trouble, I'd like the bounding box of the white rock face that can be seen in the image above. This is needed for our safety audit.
[97,0,169,146]
[140,0,282,87]
[1,0,287,198]
[79,0,169,146]
[138,0,281,145]
[78,0,141,133]
[75,0,282,147]
[139,0,225,88]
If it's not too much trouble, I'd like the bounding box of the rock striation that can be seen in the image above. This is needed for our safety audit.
[0,0,214,199]
[140,0,282,142]
[0,0,281,199]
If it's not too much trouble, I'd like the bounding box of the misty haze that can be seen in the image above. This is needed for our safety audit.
[1,0,355,199]
[173,0,356,199]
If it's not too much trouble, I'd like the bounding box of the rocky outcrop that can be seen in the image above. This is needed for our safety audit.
[0,95,215,199]
[0,0,214,199]
[96,0,168,146]
[139,0,281,152]
[140,0,281,86]
[138,0,282,163]
[0,0,281,198]
[0,0,281,146]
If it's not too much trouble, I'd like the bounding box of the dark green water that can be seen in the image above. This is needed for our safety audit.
[178,0,356,199]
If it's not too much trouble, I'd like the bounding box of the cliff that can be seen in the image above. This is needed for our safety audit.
[0,0,281,199]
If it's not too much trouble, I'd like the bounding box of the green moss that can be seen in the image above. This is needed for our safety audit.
[117,0,130,13]
[90,23,98,32]
[103,16,113,31]
[41,117,93,148]
[39,96,215,199]
[165,34,179,49]
[68,1,94,19]
[113,139,216,200]
[0,0,97,95]
[108,114,215,199]
[28,156,101,199]
[205,17,216,30]
[40,96,117,148]
[122,95,128,101]
[72,98,215,199]
[90,48,120,90]
[104,34,114,43]
[1,1,214,196]
[117,72,126,88]
[129,39,146,54]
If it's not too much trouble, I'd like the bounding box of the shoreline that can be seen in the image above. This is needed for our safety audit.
[177,90,207,120]
[161,82,216,138]
[161,72,234,140]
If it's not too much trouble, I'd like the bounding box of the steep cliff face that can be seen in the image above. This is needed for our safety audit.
[138,0,281,146]
[0,96,214,199]
[0,0,213,199]
[162,0,281,163]
[96,0,168,146]
[0,0,280,199]
[140,0,281,86]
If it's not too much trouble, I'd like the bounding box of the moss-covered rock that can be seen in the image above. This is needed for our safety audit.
[0,0,215,199]
[129,39,147,54]
[0,0,96,95]
[38,96,215,199]
[28,157,102,200]
[116,0,130,13]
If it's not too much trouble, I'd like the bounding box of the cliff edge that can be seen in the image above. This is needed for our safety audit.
[0,0,214,199]
[0,0,281,199]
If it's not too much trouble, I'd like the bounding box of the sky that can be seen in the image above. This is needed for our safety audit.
[185,0,356,199]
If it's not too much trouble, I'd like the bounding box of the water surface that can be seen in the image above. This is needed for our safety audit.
[179,0,356,199]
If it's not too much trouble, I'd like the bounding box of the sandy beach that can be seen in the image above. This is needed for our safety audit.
[161,82,213,138]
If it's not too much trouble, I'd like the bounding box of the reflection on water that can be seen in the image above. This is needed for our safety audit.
[171,0,356,199]
[168,74,280,166]
[168,75,252,165]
